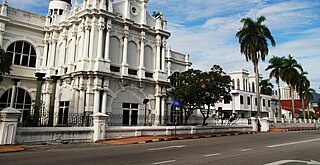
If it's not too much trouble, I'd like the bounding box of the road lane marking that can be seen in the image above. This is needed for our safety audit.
[240,148,252,152]
[204,153,221,157]
[148,145,186,151]
[264,160,320,165]
[266,138,320,148]
[152,160,176,164]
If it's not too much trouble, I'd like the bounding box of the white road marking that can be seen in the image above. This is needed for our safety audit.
[152,160,176,164]
[148,145,186,151]
[240,148,252,152]
[204,153,221,157]
[264,159,320,165]
[266,138,320,148]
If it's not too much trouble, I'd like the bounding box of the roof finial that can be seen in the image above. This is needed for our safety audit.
[3,0,8,5]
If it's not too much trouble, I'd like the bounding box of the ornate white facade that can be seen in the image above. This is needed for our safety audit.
[0,0,191,126]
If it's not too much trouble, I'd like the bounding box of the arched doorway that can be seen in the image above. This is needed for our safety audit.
[0,88,32,126]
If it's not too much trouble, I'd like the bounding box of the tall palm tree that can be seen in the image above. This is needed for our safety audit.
[304,88,315,119]
[281,55,303,119]
[295,71,309,119]
[236,16,276,117]
[266,56,285,117]
[260,79,274,95]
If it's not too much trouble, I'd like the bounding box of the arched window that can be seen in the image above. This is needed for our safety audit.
[109,36,121,65]
[6,41,37,67]
[144,46,154,71]
[127,41,138,68]
[0,88,32,125]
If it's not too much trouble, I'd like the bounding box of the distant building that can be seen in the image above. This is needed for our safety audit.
[215,69,276,119]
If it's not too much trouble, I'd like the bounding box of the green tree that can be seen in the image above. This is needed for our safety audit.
[260,79,273,95]
[197,65,232,125]
[281,55,303,119]
[169,65,232,126]
[265,56,285,117]
[236,16,276,117]
[0,48,12,82]
[295,71,309,119]
[168,69,202,125]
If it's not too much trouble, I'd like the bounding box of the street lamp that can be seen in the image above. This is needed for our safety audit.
[143,99,149,126]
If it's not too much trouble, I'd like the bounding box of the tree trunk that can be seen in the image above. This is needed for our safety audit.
[290,86,295,119]
[254,63,261,117]
[277,82,282,118]
[301,94,305,119]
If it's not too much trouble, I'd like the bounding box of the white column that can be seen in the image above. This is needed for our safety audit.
[155,35,161,71]
[141,0,147,24]
[58,35,67,74]
[104,24,111,62]
[121,26,129,75]
[83,21,91,59]
[101,90,108,114]
[167,50,171,76]
[49,39,57,68]
[89,17,97,60]
[68,30,77,72]
[74,90,79,113]
[161,39,166,72]
[93,90,100,114]
[78,89,85,113]
[42,40,49,69]
[77,23,85,61]
[96,20,105,60]
[138,33,145,78]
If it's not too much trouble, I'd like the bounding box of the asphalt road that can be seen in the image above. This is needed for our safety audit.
[1,130,320,165]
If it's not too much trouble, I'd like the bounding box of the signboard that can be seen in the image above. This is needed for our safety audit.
[173,99,180,108]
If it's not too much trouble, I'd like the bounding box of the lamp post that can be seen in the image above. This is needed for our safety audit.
[143,99,149,126]
[48,75,61,127]
[34,72,46,126]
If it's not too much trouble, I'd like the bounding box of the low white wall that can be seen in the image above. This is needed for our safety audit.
[16,127,94,144]
[270,123,316,128]
[105,125,253,139]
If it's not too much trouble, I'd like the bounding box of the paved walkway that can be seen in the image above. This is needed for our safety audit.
[0,127,317,153]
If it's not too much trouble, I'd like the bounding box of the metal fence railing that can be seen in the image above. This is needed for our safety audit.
[18,111,93,127]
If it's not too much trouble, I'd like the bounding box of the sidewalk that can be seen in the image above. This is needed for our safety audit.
[101,131,252,145]
[0,145,24,153]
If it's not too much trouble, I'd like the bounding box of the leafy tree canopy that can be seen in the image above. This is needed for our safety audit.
[0,48,12,82]
[169,65,232,125]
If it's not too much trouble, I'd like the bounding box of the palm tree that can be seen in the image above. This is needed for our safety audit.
[266,56,285,117]
[260,79,274,95]
[281,55,303,119]
[236,16,276,117]
[295,71,309,119]
[304,88,315,119]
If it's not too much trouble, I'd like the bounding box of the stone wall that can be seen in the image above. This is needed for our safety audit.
[15,127,94,144]
[105,125,253,139]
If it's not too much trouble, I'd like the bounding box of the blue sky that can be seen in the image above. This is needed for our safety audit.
[4,0,320,92]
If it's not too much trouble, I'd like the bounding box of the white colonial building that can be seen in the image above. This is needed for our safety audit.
[215,69,276,119]
[0,0,191,126]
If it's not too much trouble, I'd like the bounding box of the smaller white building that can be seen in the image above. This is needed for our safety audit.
[215,69,276,119]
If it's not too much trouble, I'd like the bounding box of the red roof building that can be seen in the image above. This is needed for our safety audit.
[281,100,308,114]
